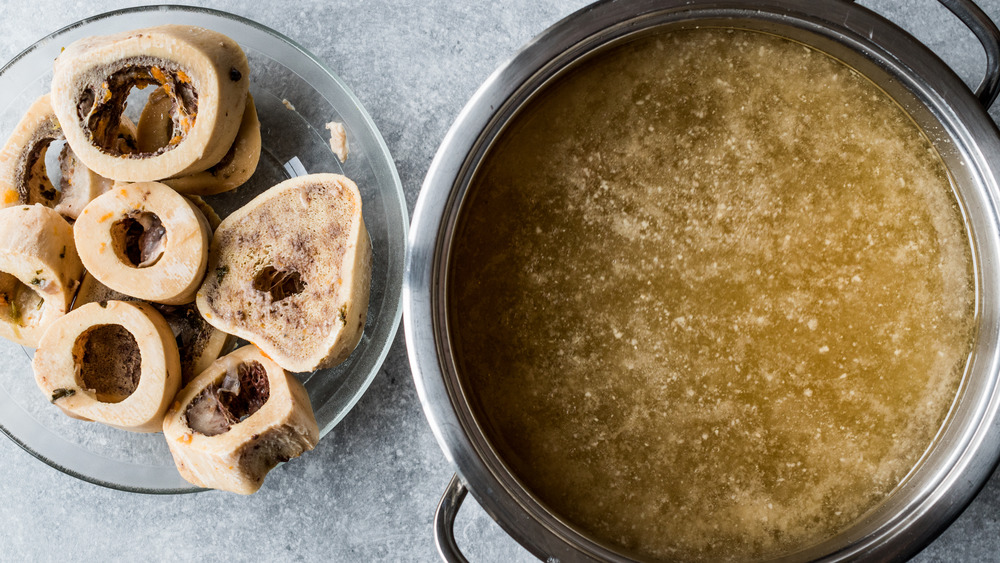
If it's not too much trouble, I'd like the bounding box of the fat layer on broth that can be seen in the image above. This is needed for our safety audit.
[449,28,976,562]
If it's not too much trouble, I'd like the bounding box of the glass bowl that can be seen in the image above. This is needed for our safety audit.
[0,6,407,493]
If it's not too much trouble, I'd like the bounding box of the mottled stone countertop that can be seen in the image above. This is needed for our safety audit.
[2,0,1000,560]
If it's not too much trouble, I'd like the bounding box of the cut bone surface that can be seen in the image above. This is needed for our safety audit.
[51,25,250,182]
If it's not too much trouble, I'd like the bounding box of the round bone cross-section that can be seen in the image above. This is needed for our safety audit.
[51,25,249,182]
[74,181,210,305]
[73,272,230,385]
[0,204,83,347]
[196,173,371,372]
[0,95,64,210]
[32,300,181,433]
[0,95,138,220]
[162,345,319,494]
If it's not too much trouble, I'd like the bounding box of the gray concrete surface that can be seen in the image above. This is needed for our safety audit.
[1,0,1000,560]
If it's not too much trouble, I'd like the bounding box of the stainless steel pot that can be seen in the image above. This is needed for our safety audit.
[405,1,1000,560]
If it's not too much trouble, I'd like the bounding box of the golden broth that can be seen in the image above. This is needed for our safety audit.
[448,28,975,562]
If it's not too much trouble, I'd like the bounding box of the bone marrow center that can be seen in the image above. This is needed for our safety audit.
[73,324,141,403]
[23,135,62,203]
[111,211,166,268]
[186,360,270,436]
[0,271,44,327]
[77,61,198,157]
[253,266,306,302]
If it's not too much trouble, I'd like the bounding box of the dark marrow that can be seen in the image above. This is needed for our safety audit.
[74,324,141,403]
[16,123,62,202]
[155,303,216,379]
[156,303,209,351]
[253,266,306,301]
[185,360,270,436]
[77,58,198,157]
[111,211,167,268]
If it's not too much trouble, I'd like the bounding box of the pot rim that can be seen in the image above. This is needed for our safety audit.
[405,1,1000,561]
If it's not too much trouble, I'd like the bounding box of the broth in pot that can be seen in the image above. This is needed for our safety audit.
[448,28,975,561]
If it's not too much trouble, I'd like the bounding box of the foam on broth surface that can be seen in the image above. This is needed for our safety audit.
[448,28,976,561]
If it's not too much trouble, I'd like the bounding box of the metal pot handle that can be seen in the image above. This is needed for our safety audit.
[435,474,471,563]
[940,0,1000,107]
[849,0,1000,107]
